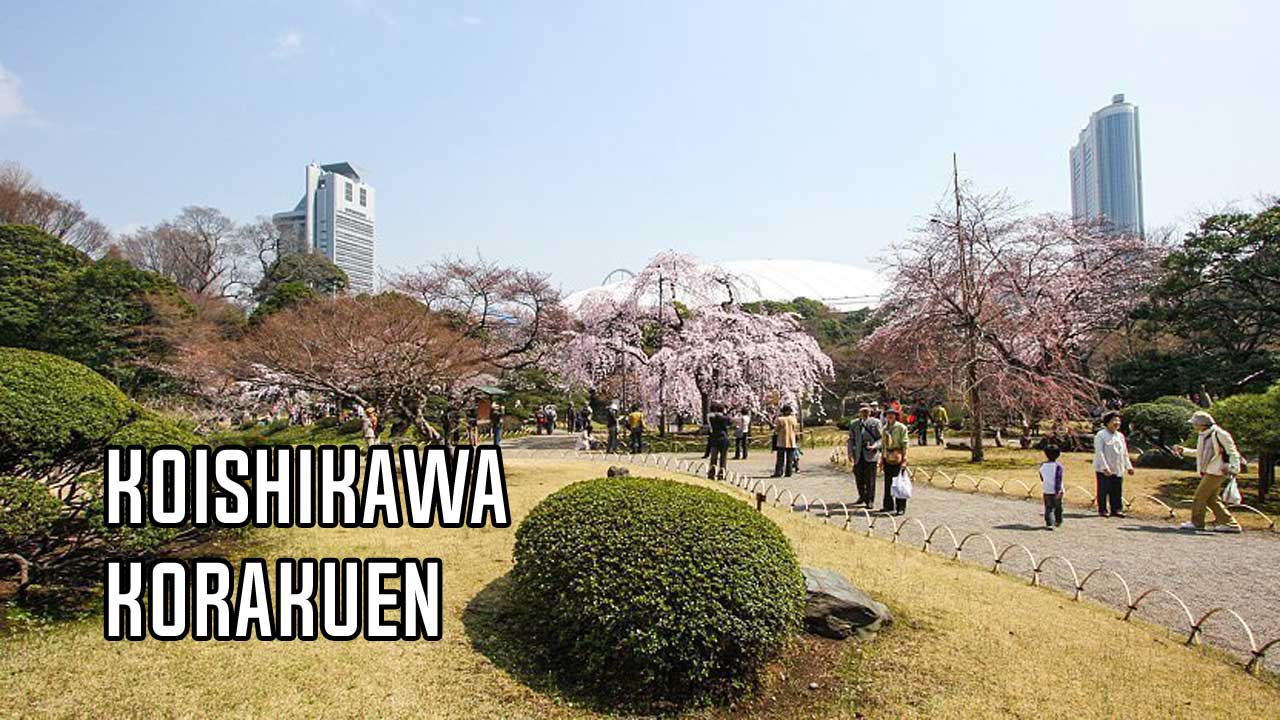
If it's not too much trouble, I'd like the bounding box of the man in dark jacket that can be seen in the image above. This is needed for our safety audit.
[848,405,882,508]
[707,402,733,480]
[605,404,620,453]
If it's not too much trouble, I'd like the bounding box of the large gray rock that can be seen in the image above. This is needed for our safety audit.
[801,567,892,639]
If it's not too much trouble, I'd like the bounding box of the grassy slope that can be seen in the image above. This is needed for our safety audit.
[1,459,1276,719]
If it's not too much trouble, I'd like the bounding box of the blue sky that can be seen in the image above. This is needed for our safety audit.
[1,1,1277,292]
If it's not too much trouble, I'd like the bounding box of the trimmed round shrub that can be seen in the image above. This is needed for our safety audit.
[109,412,201,448]
[0,347,137,476]
[510,477,805,708]
[1125,401,1194,449]
[1153,395,1198,411]
[0,349,205,578]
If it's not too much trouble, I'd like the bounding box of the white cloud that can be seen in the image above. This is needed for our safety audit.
[270,30,304,60]
[0,62,32,124]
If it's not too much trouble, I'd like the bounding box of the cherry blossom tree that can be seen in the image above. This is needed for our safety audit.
[389,256,568,371]
[174,293,486,441]
[558,252,834,425]
[860,185,1162,460]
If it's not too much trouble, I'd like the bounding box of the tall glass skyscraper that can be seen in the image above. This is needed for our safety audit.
[1069,94,1144,236]
[273,162,376,294]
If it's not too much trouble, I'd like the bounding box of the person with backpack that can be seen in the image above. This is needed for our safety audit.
[848,405,881,508]
[880,407,910,515]
[545,404,558,434]
[1174,411,1243,533]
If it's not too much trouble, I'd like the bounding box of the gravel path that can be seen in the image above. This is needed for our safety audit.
[507,437,1280,672]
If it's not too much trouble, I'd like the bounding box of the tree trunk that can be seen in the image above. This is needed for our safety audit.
[1259,450,1275,502]
[967,367,984,463]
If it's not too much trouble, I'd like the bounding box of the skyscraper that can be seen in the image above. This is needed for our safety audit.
[273,162,376,294]
[1069,94,1144,236]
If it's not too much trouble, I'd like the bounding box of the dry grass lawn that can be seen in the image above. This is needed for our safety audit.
[1,458,1277,719]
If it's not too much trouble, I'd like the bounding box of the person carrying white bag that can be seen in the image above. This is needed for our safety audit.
[1173,411,1243,534]
[880,407,911,516]
[891,466,913,503]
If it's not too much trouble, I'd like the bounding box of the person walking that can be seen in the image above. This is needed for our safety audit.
[1039,445,1065,530]
[545,404,558,434]
[771,405,801,478]
[912,401,930,446]
[880,407,910,515]
[360,406,377,445]
[465,407,479,448]
[733,408,751,460]
[567,402,577,433]
[847,405,882,508]
[1092,411,1133,518]
[931,401,949,445]
[627,405,646,453]
[706,402,732,479]
[534,407,546,435]
[491,402,505,446]
[1174,411,1243,533]
[606,403,620,453]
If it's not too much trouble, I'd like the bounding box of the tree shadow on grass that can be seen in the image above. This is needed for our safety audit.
[463,573,633,714]
[463,574,848,718]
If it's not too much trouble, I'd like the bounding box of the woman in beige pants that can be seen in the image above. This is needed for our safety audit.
[1174,411,1243,533]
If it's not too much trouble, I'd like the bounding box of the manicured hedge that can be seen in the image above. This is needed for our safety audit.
[0,348,204,582]
[510,476,805,708]
[0,347,137,477]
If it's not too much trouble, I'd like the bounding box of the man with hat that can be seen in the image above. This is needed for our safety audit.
[1174,411,1243,533]
[847,404,882,508]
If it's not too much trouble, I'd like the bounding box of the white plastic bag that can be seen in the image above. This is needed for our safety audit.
[1221,477,1242,506]
[891,467,914,500]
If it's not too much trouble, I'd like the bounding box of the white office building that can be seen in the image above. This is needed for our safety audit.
[273,162,376,294]
[1069,94,1144,236]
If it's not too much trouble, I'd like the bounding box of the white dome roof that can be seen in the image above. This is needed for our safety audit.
[564,258,884,313]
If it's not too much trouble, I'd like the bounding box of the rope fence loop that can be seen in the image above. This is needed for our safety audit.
[923,523,958,556]
[956,532,1000,570]
[1032,555,1080,592]
[995,544,1038,583]
[1190,607,1257,652]
[868,511,901,540]
[894,517,928,547]
[1125,587,1196,635]
[1078,567,1134,609]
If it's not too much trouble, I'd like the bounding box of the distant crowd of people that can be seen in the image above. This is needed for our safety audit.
[351,388,1248,537]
